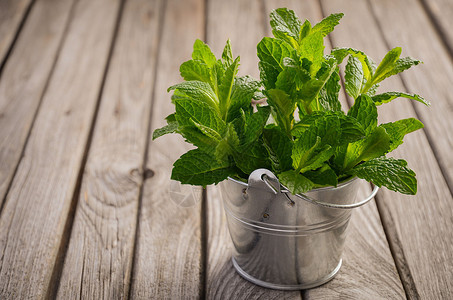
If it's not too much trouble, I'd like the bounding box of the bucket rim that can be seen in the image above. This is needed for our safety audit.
[226,175,359,193]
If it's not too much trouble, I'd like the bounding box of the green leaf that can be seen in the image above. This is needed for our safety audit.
[379,118,424,151]
[348,94,377,134]
[171,149,234,186]
[298,32,324,75]
[192,39,216,67]
[153,114,178,140]
[299,19,311,41]
[175,98,225,135]
[350,157,417,195]
[331,47,376,81]
[364,48,421,90]
[180,60,212,84]
[343,127,391,170]
[178,126,219,152]
[266,89,295,136]
[372,92,430,106]
[311,13,344,37]
[259,61,280,90]
[373,47,402,83]
[278,170,314,194]
[292,136,335,173]
[263,125,293,173]
[227,75,260,121]
[318,67,342,112]
[169,81,219,111]
[219,57,240,119]
[215,123,240,162]
[270,8,302,49]
[299,56,337,107]
[222,39,233,67]
[338,114,366,143]
[257,37,294,72]
[242,106,271,147]
[303,164,338,187]
[345,56,364,99]
[233,142,271,175]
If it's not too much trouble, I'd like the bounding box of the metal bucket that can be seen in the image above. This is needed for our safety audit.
[219,169,379,290]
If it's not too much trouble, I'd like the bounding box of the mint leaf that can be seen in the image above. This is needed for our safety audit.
[338,114,366,143]
[373,47,402,83]
[292,136,335,173]
[178,126,219,153]
[311,13,344,37]
[174,98,225,133]
[180,60,212,84]
[169,81,219,111]
[233,142,271,175]
[331,47,376,81]
[153,114,178,140]
[350,157,417,195]
[241,106,271,147]
[270,8,302,48]
[227,75,260,121]
[372,91,430,106]
[345,55,364,99]
[303,164,338,187]
[171,149,234,186]
[263,125,293,173]
[266,89,295,136]
[348,94,377,134]
[364,48,421,91]
[257,37,294,71]
[219,57,240,119]
[380,118,424,151]
[318,67,342,112]
[298,31,324,75]
[222,39,233,67]
[192,39,216,67]
[343,127,391,170]
[299,19,311,41]
[278,170,314,194]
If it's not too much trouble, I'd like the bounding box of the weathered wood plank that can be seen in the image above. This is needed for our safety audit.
[322,0,453,298]
[129,0,205,298]
[0,0,74,207]
[56,0,162,298]
[262,1,406,298]
[205,1,302,298]
[0,0,33,66]
[0,0,121,297]
[420,0,453,56]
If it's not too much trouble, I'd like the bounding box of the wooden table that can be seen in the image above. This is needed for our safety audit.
[1,0,452,298]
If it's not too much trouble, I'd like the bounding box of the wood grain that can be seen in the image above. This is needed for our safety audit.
[0,0,121,297]
[0,0,33,66]
[260,1,406,298]
[373,0,453,191]
[56,0,162,298]
[322,0,453,298]
[0,0,74,207]
[420,0,453,56]
[129,0,205,298]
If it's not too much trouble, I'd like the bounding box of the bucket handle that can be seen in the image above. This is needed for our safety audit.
[262,174,379,209]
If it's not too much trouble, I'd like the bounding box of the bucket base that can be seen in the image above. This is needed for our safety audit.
[231,257,342,290]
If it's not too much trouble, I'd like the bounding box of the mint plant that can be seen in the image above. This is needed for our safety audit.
[153,8,429,195]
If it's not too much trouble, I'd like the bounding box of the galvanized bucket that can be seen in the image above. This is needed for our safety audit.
[219,169,379,290]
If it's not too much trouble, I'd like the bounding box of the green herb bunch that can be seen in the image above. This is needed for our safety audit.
[153,8,429,195]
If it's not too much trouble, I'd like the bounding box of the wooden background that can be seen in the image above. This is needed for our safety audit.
[0,0,452,299]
